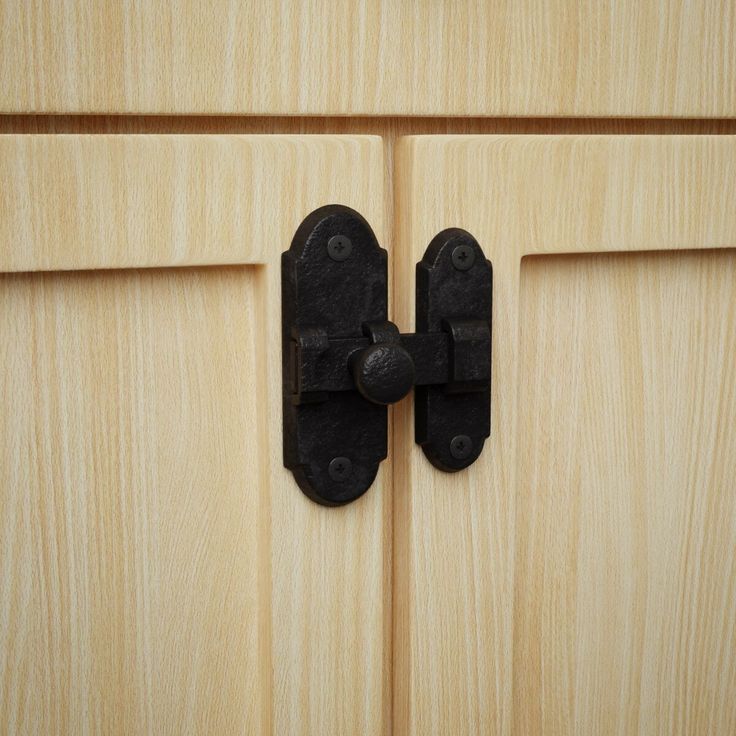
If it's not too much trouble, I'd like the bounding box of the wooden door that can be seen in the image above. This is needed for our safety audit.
[393,135,736,735]
[0,134,389,735]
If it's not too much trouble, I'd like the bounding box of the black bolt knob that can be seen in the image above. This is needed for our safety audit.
[351,342,415,405]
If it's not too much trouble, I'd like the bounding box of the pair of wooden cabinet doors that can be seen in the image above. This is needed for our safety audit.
[1,133,734,735]
[2,2,736,735]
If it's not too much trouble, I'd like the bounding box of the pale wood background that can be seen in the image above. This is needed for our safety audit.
[514,250,736,734]
[1,266,266,734]
[1,1,735,116]
[1,104,735,736]
[393,136,736,735]
[0,135,389,735]
[0,134,387,272]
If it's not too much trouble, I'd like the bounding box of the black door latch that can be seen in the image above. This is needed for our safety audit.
[282,205,492,506]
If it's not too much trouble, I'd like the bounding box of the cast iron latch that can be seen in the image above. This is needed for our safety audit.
[282,205,492,506]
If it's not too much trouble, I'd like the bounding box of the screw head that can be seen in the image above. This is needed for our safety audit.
[327,235,353,261]
[451,244,475,271]
[450,434,473,460]
[328,456,352,481]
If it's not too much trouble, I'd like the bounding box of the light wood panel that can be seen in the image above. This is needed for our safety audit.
[397,135,736,260]
[0,267,268,734]
[393,135,736,734]
[514,250,736,734]
[0,134,383,273]
[0,134,389,735]
[1,1,735,117]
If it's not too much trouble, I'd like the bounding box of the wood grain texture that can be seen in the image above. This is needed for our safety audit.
[0,267,268,735]
[0,135,389,735]
[0,134,383,273]
[1,1,735,117]
[514,250,736,735]
[393,135,736,734]
[398,135,736,259]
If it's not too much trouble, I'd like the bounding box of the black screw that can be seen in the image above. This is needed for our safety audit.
[327,235,353,261]
[328,456,352,481]
[451,244,475,271]
[450,434,473,460]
